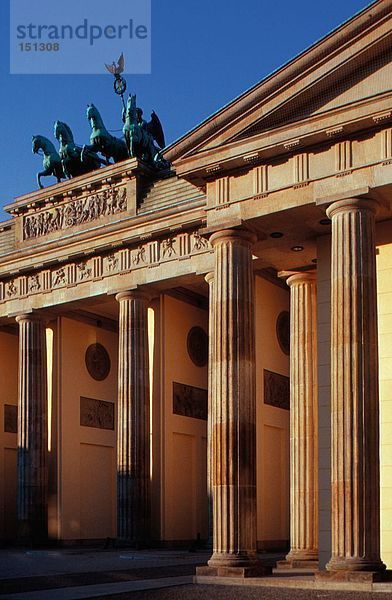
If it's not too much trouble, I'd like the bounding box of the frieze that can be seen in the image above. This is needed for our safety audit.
[0,230,212,304]
[23,186,127,240]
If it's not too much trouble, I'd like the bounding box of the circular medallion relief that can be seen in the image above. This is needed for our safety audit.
[276,311,290,356]
[85,343,111,381]
[187,326,208,367]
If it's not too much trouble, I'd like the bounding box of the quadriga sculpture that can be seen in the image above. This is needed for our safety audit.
[32,92,170,189]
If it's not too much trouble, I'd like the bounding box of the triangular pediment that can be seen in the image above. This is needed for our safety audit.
[234,45,392,142]
[165,1,392,165]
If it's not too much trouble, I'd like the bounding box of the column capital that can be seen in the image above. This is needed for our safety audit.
[15,313,49,325]
[279,271,316,287]
[209,229,257,248]
[205,272,214,285]
[326,197,379,219]
[115,289,151,304]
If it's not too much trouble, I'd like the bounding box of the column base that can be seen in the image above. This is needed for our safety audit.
[315,569,391,584]
[276,559,319,570]
[196,564,272,578]
[326,557,386,573]
[200,552,272,577]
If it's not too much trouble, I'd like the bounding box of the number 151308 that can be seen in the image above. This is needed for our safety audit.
[19,43,60,51]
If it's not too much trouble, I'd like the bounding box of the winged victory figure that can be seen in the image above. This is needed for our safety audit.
[105,52,125,76]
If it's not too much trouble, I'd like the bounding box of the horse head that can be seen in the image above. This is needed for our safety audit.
[32,135,60,160]
[32,135,42,154]
[54,121,74,144]
[86,103,99,121]
[32,135,57,156]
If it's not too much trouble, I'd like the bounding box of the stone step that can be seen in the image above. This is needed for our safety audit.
[147,174,197,190]
[0,230,15,254]
[140,185,204,208]
[143,180,199,200]
[143,175,180,193]
[138,195,198,214]
[142,187,203,207]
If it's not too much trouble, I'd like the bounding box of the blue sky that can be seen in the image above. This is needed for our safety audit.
[0,0,372,217]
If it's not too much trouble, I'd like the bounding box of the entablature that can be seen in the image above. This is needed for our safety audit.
[174,97,392,184]
[0,225,213,318]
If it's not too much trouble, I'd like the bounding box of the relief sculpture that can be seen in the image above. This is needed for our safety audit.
[23,187,127,240]
[264,369,290,410]
[1,229,211,304]
[80,397,114,430]
[4,404,17,433]
[173,382,208,421]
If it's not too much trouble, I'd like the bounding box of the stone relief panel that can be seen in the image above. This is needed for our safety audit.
[80,397,115,430]
[28,275,41,293]
[0,230,212,304]
[173,382,208,421]
[264,369,290,410]
[4,404,17,433]
[187,326,208,367]
[276,310,290,356]
[23,186,127,240]
[85,343,111,381]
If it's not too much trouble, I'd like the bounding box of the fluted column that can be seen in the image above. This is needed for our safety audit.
[16,314,48,544]
[207,229,260,572]
[326,198,385,574]
[205,272,214,547]
[116,291,150,544]
[285,272,318,566]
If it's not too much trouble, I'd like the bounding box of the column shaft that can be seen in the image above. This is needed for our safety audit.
[205,272,214,547]
[327,198,384,572]
[16,315,48,544]
[286,273,318,564]
[208,229,258,568]
[116,292,150,543]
